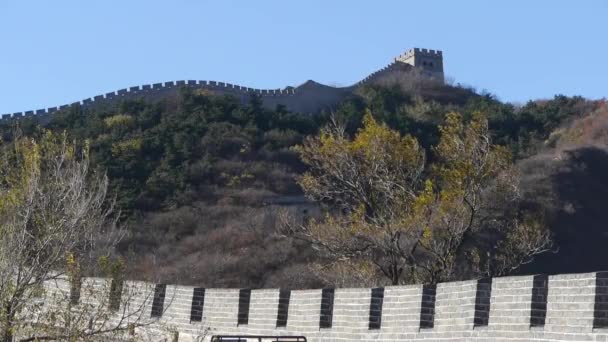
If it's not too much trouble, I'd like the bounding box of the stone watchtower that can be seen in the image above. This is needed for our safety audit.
[394,48,444,81]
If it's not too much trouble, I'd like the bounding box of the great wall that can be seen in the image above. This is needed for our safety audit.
[7,48,608,341]
[0,48,444,119]
[41,271,608,341]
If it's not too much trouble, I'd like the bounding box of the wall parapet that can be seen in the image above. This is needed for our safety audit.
[41,271,608,341]
[0,80,302,120]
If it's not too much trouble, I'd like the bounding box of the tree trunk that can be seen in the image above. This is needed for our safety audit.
[391,263,401,285]
[3,303,14,342]
[3,329,12,342]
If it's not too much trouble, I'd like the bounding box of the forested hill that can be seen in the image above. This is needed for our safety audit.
[3,80,606,288]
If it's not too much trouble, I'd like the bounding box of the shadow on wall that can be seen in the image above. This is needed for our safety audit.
[519,146,608,274]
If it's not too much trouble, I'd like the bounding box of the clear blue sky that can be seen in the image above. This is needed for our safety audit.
[1,0,606,114]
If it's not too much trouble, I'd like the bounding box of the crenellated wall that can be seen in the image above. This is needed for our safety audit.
[0,80,306,120]
[0,79,356,119]
[46,271,608,341]
[0,47,441,120]
[355,61,415,86]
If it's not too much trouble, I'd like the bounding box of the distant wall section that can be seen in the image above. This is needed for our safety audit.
[0,47,444,120]
[0,79,352,120]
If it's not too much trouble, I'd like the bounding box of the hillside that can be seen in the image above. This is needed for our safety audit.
[2,79,605,288]
[518,100,608,274]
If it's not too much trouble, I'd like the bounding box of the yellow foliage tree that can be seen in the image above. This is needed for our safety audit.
[285,111,552,285]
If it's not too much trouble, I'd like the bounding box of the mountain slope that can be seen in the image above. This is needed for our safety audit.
[2,82,604,288]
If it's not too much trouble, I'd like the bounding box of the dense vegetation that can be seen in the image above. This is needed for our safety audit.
[3,81,606,288]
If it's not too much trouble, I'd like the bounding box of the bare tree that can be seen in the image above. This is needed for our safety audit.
[0,131,166,341]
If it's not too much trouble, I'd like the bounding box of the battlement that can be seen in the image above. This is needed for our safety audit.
[37,271,608,341]
[0,80,300,120]
[395,47,443,61]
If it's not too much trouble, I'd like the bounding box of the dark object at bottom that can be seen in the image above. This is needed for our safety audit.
[211,336,307,342]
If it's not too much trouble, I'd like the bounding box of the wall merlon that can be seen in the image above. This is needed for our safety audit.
[176,80,186,86]
[129,86,140,92]
[551,272,597,280]
[117,89,128,95]
[401,47,443,58]
[35,109,46,115]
